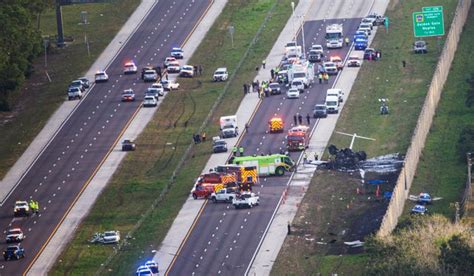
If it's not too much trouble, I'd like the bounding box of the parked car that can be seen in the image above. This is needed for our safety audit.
[213,67,228,81]
[164,56,177,68]
[347,56,361,67]
[150,83,165,96]
[14,201,30,217]
[94,70,109,82]
[143,96,158,107]
[323,62,338,75]
[330,56,344,70]
[308,50,323,63]
[170,47,184,59]
[160,79,180,91]
[269,82,281,95]
[145,87,160,99]
[123,61,138,74]
[179,65,194,78]
[363,48,376,60]
[69,79,86,91]
[3,244,25,261]
[212,137,228,153]
[413,40,427,54]
[166,61,181,73]
[67,87,83,100]
[313,104,328,118]
[411,205,428,215]
[78,77,90,88]
[121,89,136,102]
[143,69,158,82]
[286,87,300,99]
[122,139,136,151]
[310,44,324,55]
[6,228,25,243]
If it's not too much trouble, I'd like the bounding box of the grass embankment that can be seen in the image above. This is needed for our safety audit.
[0,0,140,178]
[404,7,474,222]
[51,0,295,274]
[272,0,460,274]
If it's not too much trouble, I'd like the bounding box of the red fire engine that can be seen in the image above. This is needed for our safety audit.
[287,125,310,151]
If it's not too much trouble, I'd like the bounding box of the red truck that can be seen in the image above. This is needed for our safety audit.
[191,166,258,199]
[287,125,310,151]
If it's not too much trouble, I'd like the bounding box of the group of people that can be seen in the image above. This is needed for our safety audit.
[293,113,311,125]
[192,133,206,144]
[302,150,319,164]
[317,71,330,84]
[232,146,245,156]
[29,200,40,214]
[193,64,204,76]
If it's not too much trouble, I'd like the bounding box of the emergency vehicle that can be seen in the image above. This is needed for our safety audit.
[287,125,310,151]
[325,24,343,48]
[192,166,258,199]
[230,154,295,176]
[268,117,284,133]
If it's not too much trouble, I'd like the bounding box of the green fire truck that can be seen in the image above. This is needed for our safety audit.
[230,154,295,176]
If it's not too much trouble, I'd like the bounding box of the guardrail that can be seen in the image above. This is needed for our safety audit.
[377,0,472,237]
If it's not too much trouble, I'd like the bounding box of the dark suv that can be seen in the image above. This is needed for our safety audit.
[313,104,328,118]
[3,244,25,261]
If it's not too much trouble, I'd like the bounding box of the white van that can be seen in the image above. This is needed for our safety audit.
[325,95,340,114]
[326,88,344,102]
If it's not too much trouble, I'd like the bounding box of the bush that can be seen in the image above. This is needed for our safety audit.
[366,215,473,275]
[457,126,474,161]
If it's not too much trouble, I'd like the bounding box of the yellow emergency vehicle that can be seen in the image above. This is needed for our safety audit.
[268,117,284,133]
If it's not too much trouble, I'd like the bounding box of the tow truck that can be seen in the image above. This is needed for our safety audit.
[268,117,284,133]
[287,125,310,151]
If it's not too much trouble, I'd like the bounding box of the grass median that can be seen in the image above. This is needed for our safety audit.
[51,0,296,274]
[272,0,459,274]
[0,0,140,178]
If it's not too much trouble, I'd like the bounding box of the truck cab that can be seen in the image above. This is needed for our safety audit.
[232,192,260,209]
[325,95,340,114]
[220,115,238,138]
[210,188,237,203]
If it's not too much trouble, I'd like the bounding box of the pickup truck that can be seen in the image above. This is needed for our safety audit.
[210,188,237,203]
[232,192,259,209]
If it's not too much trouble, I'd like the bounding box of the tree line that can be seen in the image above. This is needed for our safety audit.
[0,0,53,111]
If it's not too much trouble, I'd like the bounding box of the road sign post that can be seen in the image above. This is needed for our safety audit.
[384,16,389,33]
[412,10,445,37]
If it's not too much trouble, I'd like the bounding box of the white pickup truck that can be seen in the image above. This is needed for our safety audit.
[232,192,260,209]
[210,188,237,203]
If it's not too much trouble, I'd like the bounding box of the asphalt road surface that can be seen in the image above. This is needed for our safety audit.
[0,1,211,274]
[168,17,363,275]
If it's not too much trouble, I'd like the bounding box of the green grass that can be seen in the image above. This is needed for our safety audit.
[399,7,474,220]
[272,0,461,274]
[0,0,140,178]
[51,0,296,274]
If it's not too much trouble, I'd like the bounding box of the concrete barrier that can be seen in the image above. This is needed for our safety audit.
[377,0,472,237]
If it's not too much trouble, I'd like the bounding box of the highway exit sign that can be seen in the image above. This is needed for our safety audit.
[413,9,445,37]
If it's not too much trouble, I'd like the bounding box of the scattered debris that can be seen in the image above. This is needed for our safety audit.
[344,240,364,247]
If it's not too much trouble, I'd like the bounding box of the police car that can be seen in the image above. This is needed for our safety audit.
[94,71,109,82]
[6,228,25,243]
[411,205,428,215]
[124,61,138,74]
[14,201,30,217]
[170,47,184,59]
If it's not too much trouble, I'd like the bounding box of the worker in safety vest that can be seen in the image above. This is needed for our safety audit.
[239,146,244,156]
[232,146,238,156]
[34,201,40,214]
[345,37,350,47]
[29,200,35,213]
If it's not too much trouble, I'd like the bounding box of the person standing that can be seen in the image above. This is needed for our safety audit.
[202,132,206,142]
[270,68,275,80]
[198,64,203,75]
[262,60,266,69]
[323,72,329,84]
[298,113,303,125]
[345,37,350,47]
[293,115,297,125]
[306,113,310,125]
[243,83,248,95]
[303,151,308,164]
[34,201,40,214]
[318,73,323,84]
[232,146,238,156]
[239,146,244,156]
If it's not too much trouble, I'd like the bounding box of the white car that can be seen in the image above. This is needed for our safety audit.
[286,87,300,99]
[232,192,260,209]
[180,65,194,77]
[166,61,181,73]
[213,67,228,81]
[291,79,304,93]
[359,23,372,34]
[143,96,158,107]
[6,228,25,243]
[95,71,109,82]
[361,17,375,28]
[143,70,158,82]
[102,231,120,244]
[357,27,371,37]
[310,44,324,55]
[150,83,165,96]
[123,61,137,74]
[170,47,184,59]
[164,56,177,67]
[161,80,180,91]
[14,201,30,216]
[347,56,361,67]
[145,87,160,99]
[323,62,338,75]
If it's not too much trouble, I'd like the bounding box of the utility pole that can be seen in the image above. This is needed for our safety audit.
[55,0,65,47]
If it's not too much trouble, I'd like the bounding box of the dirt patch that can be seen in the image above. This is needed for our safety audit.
[273,167,398,274]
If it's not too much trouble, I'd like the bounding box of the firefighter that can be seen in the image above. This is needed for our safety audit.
[239,146,244,156]
[232,146,238,156]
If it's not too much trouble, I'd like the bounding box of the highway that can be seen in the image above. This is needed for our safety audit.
[167,12,365,276]
[0,0,211,274]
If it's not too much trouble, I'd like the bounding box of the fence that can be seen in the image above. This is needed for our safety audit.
[377,0,472,237]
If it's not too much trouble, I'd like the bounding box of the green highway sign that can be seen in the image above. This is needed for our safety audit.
[413,10,445,37]
[422,6,443,12]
